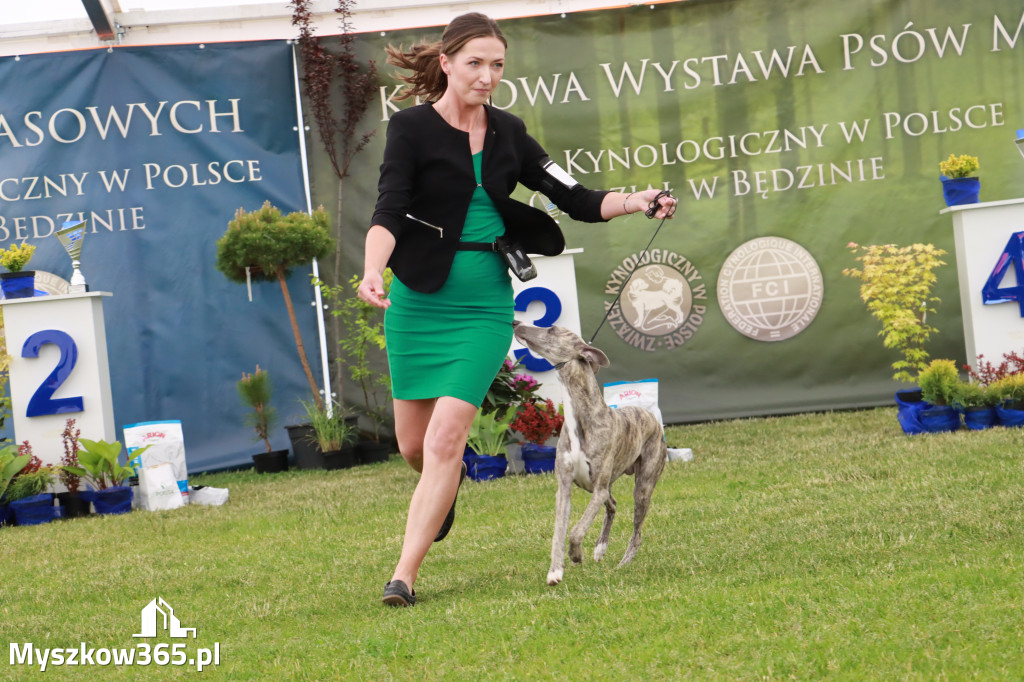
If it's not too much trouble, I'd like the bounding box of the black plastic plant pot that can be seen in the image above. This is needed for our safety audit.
[286,424,324,470]
[252,449,290,474]
[57,491,92,519]
[323,445,357,470]
[355,440,391,465]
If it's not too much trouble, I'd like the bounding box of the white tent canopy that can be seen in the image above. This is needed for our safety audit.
[1,0,625,57]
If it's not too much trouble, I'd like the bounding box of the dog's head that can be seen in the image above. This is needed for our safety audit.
[513,322,610,374]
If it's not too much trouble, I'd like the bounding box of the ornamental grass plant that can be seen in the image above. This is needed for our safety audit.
[3,408,1024,679]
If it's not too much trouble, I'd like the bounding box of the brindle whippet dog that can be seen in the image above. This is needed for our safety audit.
[512,322,667,585]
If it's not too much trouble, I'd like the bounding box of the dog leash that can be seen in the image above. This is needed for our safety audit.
[587,190,674,345]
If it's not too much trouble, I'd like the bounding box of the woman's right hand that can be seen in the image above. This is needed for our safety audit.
[358,270,391,309]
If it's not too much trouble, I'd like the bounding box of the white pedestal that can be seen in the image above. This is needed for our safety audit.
[0,292,115,466]
[943,198,1024,368]
[510,249,583,405]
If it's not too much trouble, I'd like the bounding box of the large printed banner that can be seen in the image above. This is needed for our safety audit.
[316,0,1024,423]
[0,41,316,471]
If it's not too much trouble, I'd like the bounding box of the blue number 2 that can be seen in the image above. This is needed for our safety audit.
[513,286,562,372]
[21,329,84,417]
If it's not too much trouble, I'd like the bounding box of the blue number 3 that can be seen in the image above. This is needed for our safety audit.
[513,286,562,372]
[21,329,84,417]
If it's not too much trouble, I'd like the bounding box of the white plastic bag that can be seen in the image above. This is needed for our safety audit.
[125,420,189,503]
[603,378,663,426]
[138,463,184,511]
[190,486,230,507]
[667,447,694,462]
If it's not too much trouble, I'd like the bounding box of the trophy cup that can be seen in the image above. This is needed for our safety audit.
[56,220,89,293]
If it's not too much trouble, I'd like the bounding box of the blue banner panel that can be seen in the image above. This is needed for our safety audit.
[0,41,318,472]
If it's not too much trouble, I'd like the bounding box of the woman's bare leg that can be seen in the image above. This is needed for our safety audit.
[389,396,477,588]
[393,397,436,473]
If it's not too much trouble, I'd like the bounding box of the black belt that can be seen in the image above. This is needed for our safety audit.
[456,241,497,252]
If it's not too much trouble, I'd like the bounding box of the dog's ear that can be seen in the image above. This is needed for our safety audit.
[579,343,610,374]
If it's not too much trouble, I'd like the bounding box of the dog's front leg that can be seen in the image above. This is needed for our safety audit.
[547,467,573,586]
[569,487,610,565]
[593,493,616,562]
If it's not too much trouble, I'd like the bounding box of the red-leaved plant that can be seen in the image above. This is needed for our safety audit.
[511,399,564,445]
[964,350,1024,387]
[18,441,40,475]
[59,418,82,493]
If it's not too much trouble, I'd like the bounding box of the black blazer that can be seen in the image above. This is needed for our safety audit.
[371,103,609,293]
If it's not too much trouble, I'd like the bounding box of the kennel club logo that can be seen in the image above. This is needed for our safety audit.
[717,236,824,342]
[603,248,706,351]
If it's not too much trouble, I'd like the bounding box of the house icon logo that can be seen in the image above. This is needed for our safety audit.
[133,597,197,638]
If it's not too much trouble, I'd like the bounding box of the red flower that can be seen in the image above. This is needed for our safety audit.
[511,399,564,445]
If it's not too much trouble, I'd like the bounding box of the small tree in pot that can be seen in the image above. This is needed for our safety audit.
[237,366,288,473]
[319,272,393,462]
[216,202,334,409]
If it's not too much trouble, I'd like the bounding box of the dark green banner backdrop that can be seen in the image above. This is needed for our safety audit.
[309,0,1024,423]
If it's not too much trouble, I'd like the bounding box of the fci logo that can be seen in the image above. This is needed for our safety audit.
[133,597,196,639]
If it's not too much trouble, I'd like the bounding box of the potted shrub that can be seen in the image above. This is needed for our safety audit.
[216,202,334,409]
[938,153,980,206]
[917,359,962,433]
[964,350,1024,427]
[319,272,393,464]
[300,399,357,470]
[951,380,999,431]
[57,418,91,518]
[6,464,60,526]
[510,399,564,474]
[843,242,947,434]
[990,374,1024,427]
[0,445,33,527]
[237,365,289,473]
[65,439,147,515]
[0,242,37,299]
[464,407,515,481]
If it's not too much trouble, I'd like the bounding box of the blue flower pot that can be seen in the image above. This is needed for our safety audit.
[463,448,506,481]
[919,405,961,433]
[963,406,997,431]
[996,402,1024,428]
[895,388,928,435]
[521,443,556,474]
[10,493,56,526]
[0,271,36,299]
[940,176,980,207]
[83,486,133,515]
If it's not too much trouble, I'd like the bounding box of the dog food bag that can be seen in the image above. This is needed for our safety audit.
[124,420,189,503]
[603,378,663,426]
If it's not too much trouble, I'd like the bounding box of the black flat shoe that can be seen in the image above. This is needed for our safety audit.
[434,461,468,543]
[382,580,416,607]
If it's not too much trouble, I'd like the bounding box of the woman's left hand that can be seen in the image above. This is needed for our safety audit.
[632,189,677,220]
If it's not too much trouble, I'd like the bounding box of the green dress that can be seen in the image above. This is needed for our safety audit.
[385,152,514,406]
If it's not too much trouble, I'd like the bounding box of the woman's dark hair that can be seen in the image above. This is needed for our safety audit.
[385,12,507,102]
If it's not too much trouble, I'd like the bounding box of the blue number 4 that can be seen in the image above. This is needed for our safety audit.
[982,232,1024,316]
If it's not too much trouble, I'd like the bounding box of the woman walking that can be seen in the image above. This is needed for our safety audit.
[358,12,676,606]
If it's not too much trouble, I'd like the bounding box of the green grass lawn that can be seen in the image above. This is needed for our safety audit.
[3,407,1024,680]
